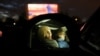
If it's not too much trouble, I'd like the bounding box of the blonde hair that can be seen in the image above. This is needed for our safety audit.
[38,26,52,39]
[57,26,67,35]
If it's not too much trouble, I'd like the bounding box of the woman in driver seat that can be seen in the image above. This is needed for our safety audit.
[37,26,59,49]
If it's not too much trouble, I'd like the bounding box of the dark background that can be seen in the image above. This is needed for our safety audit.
[0,0,100,23]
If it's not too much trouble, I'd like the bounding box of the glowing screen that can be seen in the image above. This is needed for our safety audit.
[27,4,58,20]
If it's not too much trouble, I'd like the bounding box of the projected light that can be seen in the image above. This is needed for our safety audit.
[27,4,58,20]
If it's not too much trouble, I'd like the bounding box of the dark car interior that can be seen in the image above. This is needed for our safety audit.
[0,0,100,56]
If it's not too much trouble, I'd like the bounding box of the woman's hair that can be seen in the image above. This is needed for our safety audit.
[37,26,52,39]
[56,26,67,36]
[56,26,70,42]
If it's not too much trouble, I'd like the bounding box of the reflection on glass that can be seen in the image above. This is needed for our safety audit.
[30,19,70,50]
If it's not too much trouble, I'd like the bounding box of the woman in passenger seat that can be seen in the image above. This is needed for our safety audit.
[55,26,70,48]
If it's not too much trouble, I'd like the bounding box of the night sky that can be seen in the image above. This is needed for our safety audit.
[0,0,100,22]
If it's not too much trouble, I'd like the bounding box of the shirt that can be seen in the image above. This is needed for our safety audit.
[57,39,70,48]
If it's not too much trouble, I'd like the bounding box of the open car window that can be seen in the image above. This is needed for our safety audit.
[25,13,81,52]
[30,19,70,49]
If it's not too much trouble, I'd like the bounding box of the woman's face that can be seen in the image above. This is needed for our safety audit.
[44,27,52,40]
[38,26,52,40]
[57,32,66,40]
